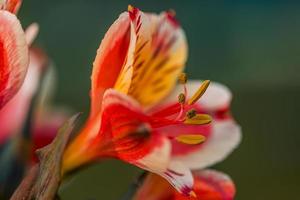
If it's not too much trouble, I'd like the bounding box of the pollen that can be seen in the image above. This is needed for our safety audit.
[128,4,134,12]
[188,80,210,105]
[186,109,197,119]
[184,114,212,125]
[178,73,187,84]
[178,93,186,104]
[175,134,206,145]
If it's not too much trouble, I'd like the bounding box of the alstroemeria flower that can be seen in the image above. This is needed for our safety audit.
[62,6,241,197]
[133,170,235,200]
[0,0,29,109]
[0,19,40,144]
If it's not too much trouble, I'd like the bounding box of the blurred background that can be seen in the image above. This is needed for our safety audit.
[19,0,300,199]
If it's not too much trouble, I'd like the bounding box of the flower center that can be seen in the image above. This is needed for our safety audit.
[149,73,212,146]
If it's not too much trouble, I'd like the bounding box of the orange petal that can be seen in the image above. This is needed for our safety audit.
[114,7,187,107]
[90,12,130,118]
[0,10,29,109]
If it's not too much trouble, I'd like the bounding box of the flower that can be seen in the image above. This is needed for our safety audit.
[133,170,235,200]
[0,0,29,110]
[62,5,241,197]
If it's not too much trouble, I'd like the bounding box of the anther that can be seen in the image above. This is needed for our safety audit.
[188,80,210,105]
[178,73,187,84]
[175,134,206,145]
[178,93,186,104]
[186,109,197,119]
[184,114,212,125]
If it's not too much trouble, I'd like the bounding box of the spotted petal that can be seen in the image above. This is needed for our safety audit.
[114,7,187,108]
[0,10,29,109]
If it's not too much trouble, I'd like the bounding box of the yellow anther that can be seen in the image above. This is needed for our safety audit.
[178,93,186,104]
[189,190,197,198]
[184,114,212,125]
[178,73,187,84]
[188,80,210,105]
[186,109,197,119]
[175,134,206,145]
[128,5,134,12]
[168,9,176,17]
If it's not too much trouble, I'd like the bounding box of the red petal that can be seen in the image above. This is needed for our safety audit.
[90,12,130,118]
[0,10,29,109]
[98,89,155,161]
[0,48,41,144]
[0,0,22,14]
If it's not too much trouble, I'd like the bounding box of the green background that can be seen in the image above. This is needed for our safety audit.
[19,0,300,199]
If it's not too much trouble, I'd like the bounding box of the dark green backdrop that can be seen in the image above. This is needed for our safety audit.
[19,1,300,199]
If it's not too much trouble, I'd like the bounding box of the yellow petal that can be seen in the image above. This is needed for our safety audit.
[114,8,187,107]
[184,114,212,125]
[175,134,206,145]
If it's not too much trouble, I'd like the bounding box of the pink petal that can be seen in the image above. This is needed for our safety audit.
[25,23,39,46]
[0,10,29,109]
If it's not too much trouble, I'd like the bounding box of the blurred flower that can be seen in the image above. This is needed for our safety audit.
[0,0,29,110]
[62,6,241,197]
[133,170,235,200]
[0,1,70,196]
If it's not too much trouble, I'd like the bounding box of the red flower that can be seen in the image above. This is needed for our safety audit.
[62,6,241,197]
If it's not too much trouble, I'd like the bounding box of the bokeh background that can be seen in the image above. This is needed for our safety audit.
[19,0,300,199]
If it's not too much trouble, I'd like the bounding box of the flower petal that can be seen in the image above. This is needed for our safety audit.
[0,0,22,14]
[173,119,241,170]
[174,169,236,200]
[90,12,131,118]
[134,160,194,198]
[0,10,29,109]
[162,161,194,196]
[134,170,236,200]
[25,23,39,46]
[63,89,166,173]
[114,7,187,108]
[0,49,41,144]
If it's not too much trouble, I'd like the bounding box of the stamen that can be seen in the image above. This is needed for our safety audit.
[178,73,187,84]
[175,134,206,145]
[184,114,212,125]
[178,93,186,104]
[188,80,210,105]
[128,4,134,12]
[186,109,197,119]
